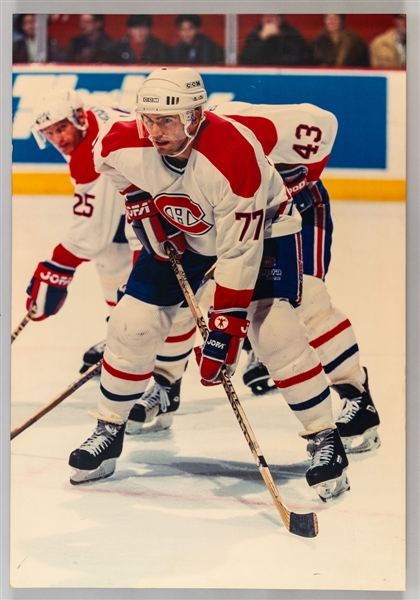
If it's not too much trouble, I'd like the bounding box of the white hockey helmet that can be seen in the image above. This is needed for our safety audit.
[31,88,87,149]
[135,67,207,129]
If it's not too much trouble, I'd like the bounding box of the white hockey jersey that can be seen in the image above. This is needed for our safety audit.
[57,106,133,263]
[211,101,338,182]
[94,110,300,308]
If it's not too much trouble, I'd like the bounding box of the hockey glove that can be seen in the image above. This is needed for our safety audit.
[279,165,314,212]
[26,261,75,321]
[197,308,250,385]
[126,191,186,261]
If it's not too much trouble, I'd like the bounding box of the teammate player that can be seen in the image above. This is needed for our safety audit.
[215,101,380,454]
[69,67,351,502]
[27,89,133,370]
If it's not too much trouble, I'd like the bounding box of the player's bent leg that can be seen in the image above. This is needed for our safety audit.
[242,344,276,396]
[69,295,179,483]
[94,240,133,310]
[297,275,380,453]
[79,241,133,374]
[126,301,197,434]
[248,298,350,501]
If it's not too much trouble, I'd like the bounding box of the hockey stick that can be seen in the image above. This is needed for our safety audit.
[10,360,102,440]
[165,244,318,538]
[11,305,37,343]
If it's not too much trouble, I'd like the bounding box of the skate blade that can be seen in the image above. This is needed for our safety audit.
[342,427,381,454]
[126,413,173,435]
[314,471,350,502]
[69,458,116,485]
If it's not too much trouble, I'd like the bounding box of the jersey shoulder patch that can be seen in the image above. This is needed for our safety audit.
[196,112,262,198]
[100,119,153,158]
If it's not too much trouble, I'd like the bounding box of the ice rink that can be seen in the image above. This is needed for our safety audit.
[8,194,405,592]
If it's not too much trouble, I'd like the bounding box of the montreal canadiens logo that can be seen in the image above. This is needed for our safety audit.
[154,194,213,235]
[262,256,276,268]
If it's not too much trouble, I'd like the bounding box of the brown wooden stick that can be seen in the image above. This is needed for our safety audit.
[10,361,102,440]
[11,305,37,343]
[165,244,318,538]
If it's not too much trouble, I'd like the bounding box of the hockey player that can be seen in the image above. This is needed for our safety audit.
[129,100,381,455]
[28,86,198,422]
[69,67,350,502]
[27,89,133,371]
[214,101,381,454]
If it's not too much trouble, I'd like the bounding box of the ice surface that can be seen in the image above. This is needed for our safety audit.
[9,196,406,591]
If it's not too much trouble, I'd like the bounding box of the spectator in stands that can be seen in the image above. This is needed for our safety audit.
[309,14,370,67]
[107,15,169,64]
[60,14,113,63]
[369,14,406,68]
[239,14,307,66]
[13,14,61,63]
[170,14,224,65]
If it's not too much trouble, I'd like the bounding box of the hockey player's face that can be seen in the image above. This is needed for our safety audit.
[142,114,189,156]
[41,119,83,155]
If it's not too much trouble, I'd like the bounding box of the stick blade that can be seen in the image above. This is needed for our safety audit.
[289,511,319,538]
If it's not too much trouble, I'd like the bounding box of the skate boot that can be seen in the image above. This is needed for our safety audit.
[242,350,276,396]
[79,340,106,374]
[126,373,181,435]
[69,419,125,485]
[332,367,381,454]
[301,426,350,502]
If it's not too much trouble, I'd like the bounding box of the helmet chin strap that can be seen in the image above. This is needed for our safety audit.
[166,113,205,158]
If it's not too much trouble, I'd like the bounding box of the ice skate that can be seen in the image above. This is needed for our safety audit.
[69,419,125,484]
[242,350,276,396]
[79,340,106,374]
[302,427,350,502]
[126,373,181,435]
[332,367,381,453]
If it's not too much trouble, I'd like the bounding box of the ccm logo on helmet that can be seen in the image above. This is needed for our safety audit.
[154,194,213,235]
[186,80,201,89]
[142,96,160,103]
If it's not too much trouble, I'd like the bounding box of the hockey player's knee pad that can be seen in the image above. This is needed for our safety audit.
[248,298,309,371]
[296,275,333,327]
[106,294,177,361]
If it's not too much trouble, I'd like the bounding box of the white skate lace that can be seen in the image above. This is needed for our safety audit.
[80,424,119,457]
[308,430,335,467]
[140,383,171,413]
[336,397,361,424]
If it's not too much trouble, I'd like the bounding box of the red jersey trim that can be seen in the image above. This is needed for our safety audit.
[213,283,253,310]
[226,114,278,156]
[101,119,153,158]
[51,243,89,269]
[306,155,331,182]
[196,112,262,199]
[68,111,100,185]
